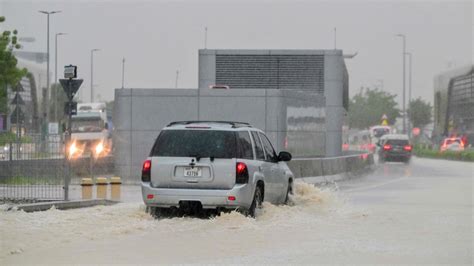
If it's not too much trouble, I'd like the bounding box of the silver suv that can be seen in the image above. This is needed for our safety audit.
[141,121,294,217]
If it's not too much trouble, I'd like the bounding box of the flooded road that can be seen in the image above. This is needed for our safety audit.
[1,157,472,264]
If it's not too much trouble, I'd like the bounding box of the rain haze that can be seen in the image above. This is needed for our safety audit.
[0,0,473,265]
[1,0,472,103]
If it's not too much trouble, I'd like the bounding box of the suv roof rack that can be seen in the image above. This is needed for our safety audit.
[167,121,252,128]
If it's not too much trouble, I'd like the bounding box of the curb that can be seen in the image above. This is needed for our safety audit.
[8,199,119,212]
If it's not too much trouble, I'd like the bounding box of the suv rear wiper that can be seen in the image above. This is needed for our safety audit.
[189,154,215,162]
[189,154,202,162]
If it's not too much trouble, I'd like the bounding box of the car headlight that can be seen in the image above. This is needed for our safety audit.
[68,142,77,158]
[95,142,104,156]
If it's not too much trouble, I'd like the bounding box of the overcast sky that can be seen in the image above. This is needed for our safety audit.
[1,0,472,105]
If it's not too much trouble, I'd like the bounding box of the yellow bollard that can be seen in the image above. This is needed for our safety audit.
[81,178,93,200]
[110,176,122,201]
[96,177,108,199]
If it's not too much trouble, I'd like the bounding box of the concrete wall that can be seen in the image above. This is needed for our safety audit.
[323,51,346,157]
[198,49,347,157]
[113,88,325,181]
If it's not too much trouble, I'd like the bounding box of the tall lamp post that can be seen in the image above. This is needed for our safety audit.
[90,49,100,102]
[121,57,125,89]
[396,34,406,134]
[38,10,61,126]
[405,51,413,137]
[54,32,67,122]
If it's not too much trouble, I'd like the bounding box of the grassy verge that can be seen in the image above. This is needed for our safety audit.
[414,147,474,162]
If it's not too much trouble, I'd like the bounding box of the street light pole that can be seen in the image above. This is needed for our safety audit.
[54,32,66,122]
[39,10,61,126]
[175,70,179,88]
[121,57,125,89]
[396,34,406,134]
[204,27,208,49]
[90,49,100,102]
[405,51,413,137]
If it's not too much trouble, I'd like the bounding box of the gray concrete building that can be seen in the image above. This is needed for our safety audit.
[433,65,474,143]
[113,49,349,181]
[199,49,348,157]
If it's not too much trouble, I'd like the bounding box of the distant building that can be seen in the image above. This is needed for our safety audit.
[433,65,474,143]
[199,49,349,156]
[114,49,351,181]
[2,55,47,133]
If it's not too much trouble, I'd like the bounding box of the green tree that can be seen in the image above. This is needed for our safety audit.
[407,97,432,129]
[0,16,27,115]
[349,87,400,129]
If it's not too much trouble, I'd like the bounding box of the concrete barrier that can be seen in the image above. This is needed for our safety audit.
[10,199,118,212]
[288,152,374,183]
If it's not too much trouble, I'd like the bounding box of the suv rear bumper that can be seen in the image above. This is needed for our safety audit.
[141,182,254,209]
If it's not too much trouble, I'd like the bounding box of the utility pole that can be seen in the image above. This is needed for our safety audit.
[39,10,61,126]
[90,48,100,102]
[396,34,407,134]
[54,32,66,122]
[204,27,208,49]
[175,70,179,88]
[121,57,125,89]
[406,52,413,137]
[334,27,337,50]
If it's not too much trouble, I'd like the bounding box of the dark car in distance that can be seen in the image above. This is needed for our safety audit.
[377,134,412,163]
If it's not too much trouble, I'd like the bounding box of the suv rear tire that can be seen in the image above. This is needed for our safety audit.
[284,179,293,204]
[247,185,263,218]
[149,207,171,218]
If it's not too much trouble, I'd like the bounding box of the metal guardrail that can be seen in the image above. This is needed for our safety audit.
[288,152,374,178]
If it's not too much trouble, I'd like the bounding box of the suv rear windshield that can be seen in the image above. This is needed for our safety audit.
[150,130,236,158]
[385,139,409,146]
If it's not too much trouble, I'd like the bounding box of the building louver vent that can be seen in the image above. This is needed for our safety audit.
[215,55,324,93]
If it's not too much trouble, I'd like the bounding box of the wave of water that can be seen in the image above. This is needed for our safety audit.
[1,181,344,258]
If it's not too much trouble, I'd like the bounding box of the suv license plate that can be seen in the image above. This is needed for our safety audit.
[184,167,202,177]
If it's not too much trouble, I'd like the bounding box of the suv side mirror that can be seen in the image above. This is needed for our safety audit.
[278,151,292,162]
[104,122,109,130]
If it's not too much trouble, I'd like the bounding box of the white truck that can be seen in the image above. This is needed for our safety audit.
[68,102,112,159]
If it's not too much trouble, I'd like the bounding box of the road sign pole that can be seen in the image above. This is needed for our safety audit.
[59,76,82,201]
[65,85,72,201]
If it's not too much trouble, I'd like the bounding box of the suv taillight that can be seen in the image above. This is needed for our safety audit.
[404,145,412,152]
[236,162,249,184]
[142,159,151,182]
[383,144,392,151]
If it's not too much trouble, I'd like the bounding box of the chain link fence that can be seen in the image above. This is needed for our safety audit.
[0,134,67,202]
[0,133,115,203]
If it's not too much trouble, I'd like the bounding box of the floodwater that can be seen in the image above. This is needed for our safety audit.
[1,157,472,264]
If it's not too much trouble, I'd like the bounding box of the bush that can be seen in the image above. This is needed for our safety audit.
[414,146,474,162]
[0,132,32,146]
